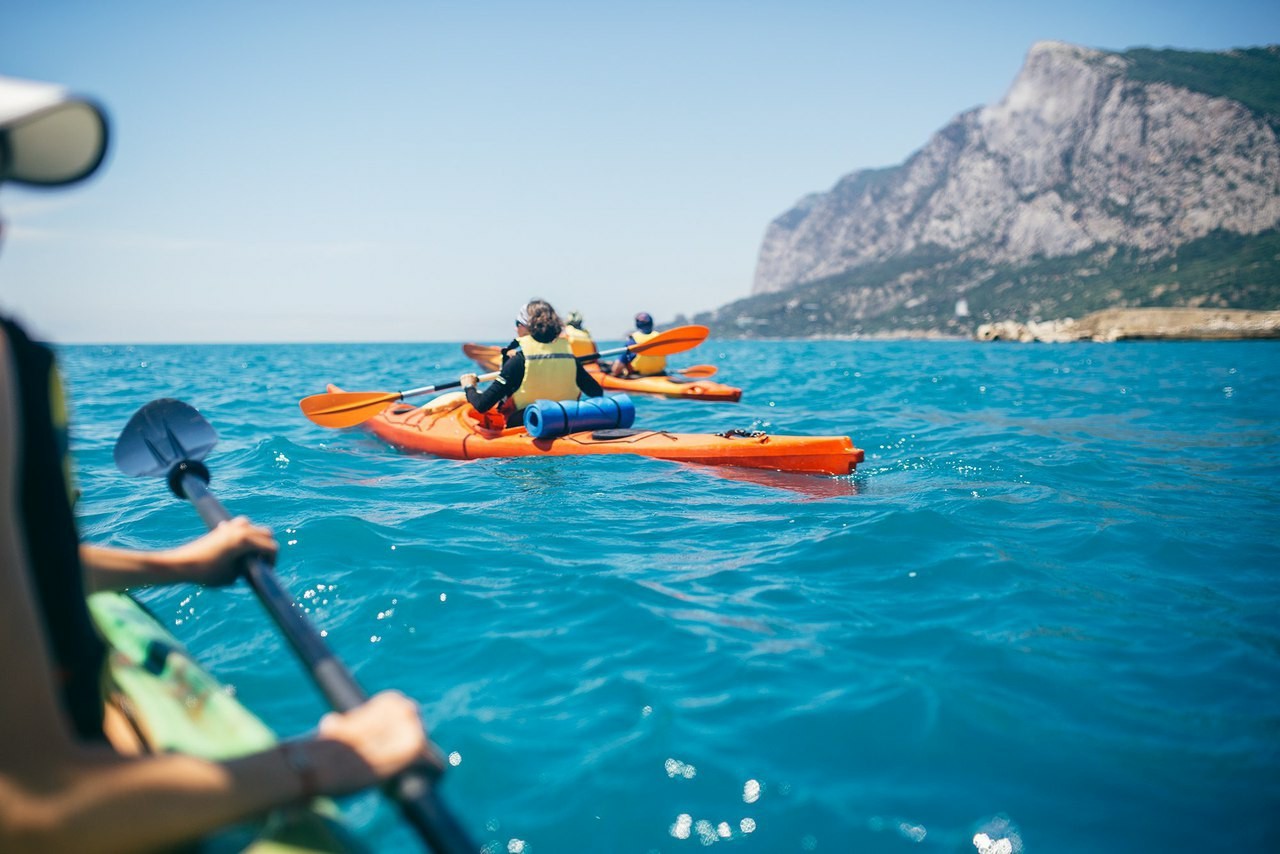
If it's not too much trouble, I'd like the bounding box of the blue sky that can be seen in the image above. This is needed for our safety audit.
[3,0,1277,343]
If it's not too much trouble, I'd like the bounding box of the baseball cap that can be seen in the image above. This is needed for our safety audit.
[0,75,109,187]
[634,312,653,330]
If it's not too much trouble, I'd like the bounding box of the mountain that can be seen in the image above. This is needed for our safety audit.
[687,42,1280,338]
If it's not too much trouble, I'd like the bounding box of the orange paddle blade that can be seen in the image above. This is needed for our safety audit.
[467,324,708,366]
[676,364,717,378]
[461,342,502,371]
[299,390,403,428]
[631,324,709,356]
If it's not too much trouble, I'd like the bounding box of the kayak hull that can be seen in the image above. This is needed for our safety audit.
[462,342,744,402]
[335,385,862,476]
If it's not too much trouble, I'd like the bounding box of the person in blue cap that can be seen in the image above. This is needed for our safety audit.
[611,311,668,377]
[1,73,435,851]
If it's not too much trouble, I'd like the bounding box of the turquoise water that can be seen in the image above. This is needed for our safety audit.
[59,339,1279,853]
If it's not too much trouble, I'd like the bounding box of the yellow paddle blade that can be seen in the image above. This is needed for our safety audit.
[299,390,403,428]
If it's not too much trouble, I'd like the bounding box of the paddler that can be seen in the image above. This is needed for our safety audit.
[562,310,613,373]
[562,310,596,358]
[611,311,668,377]
[461,299,604,428]
[1,73,437,851]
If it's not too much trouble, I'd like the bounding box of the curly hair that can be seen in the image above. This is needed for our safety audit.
[523,299,564,343]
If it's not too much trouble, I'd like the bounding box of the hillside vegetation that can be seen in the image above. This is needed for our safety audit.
[716,42,1280,339]
[689,229,1280,338]
[1122,45,1280,124]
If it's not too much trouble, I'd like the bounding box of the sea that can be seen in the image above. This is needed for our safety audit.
[57,338,1279,854]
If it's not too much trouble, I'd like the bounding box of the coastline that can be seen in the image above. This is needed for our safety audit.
[710,309,1280,343]
[975,308,1280,343]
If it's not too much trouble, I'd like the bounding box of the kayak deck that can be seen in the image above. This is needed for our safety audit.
[337,386,862,476]
[586,365,744,402]
[89,591,363,852]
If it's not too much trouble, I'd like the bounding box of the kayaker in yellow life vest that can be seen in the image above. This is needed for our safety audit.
[611,311,667,377]
[461,299,604,427]
[562,310,597,358]
[562,310,615,374]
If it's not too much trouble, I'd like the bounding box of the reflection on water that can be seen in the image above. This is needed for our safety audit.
[693,463,862,498]
[669,813,756,843]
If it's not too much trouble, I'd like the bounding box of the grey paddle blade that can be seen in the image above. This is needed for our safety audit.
[114,398,218,478]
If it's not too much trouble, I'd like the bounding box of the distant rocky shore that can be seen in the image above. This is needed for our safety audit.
[975,308,1280,342]
[710,43,1280,341]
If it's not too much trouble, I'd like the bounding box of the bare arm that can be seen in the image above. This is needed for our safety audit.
[81,516,278,592]
[1,696,429,854]
[0,337,434,853]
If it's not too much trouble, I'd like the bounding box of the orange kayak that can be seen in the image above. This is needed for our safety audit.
[335,386,863,476]
[461,343,744,402]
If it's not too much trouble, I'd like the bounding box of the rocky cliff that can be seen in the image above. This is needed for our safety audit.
[690,42,1280,338]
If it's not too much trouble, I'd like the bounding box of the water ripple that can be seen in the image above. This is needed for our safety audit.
[54,339,1280,852]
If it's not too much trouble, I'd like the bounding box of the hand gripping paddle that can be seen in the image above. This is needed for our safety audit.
[114,398,478,853]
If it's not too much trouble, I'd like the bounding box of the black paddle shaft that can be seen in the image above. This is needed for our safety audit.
[180,472,366,709]
[175,471,479,853]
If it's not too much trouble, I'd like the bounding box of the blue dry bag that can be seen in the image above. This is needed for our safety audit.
[524,394,636,439]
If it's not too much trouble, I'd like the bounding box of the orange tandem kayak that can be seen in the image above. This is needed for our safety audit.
[335,386,862,476]
[461,343,744,402]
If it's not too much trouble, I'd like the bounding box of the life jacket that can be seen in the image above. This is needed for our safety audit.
[1,317,108,742]
[511,334,579,410]
[562,325,596,360]
[628,329,666,376]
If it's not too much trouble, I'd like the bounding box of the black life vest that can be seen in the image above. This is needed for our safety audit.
[2,316,107,741]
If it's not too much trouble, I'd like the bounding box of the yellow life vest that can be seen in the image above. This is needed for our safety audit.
[562,325,596,359]
[512,334,579,410]
[628,329,666,375]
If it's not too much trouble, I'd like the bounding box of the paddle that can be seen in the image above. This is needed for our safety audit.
[463,344,717,379]
[302,324,710,429]
[583,361,718,379]
[113,399,478,854]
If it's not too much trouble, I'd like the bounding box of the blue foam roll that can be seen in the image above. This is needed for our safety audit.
[524,394,636,439]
